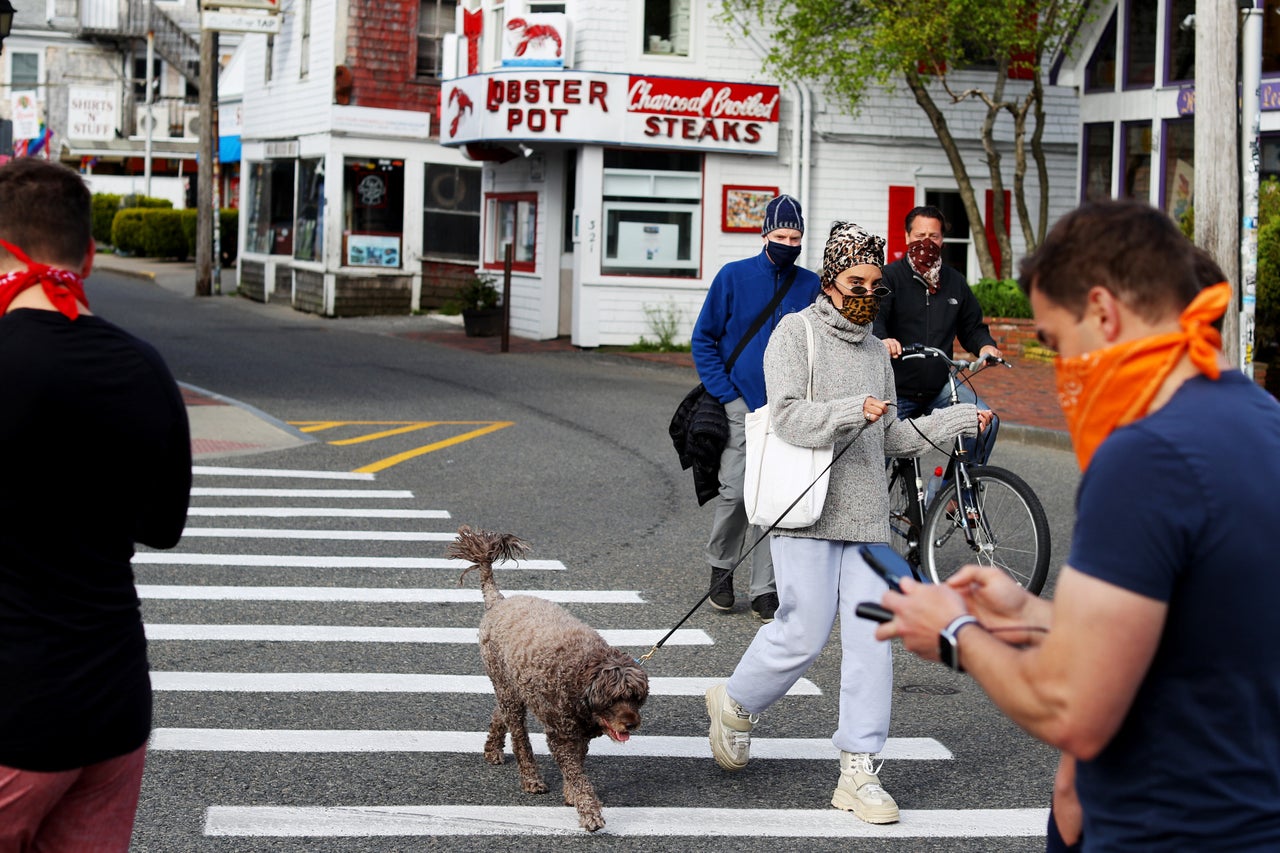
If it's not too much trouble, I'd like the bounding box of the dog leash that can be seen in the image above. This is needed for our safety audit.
[636,415,884,667]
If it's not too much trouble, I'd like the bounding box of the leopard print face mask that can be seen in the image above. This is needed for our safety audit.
[837,293,881,326]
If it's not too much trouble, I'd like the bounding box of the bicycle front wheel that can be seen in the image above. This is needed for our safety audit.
[886,461,921,567]
[921,465,1050,595]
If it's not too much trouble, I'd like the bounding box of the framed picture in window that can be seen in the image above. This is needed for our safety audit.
[722,185,778,233]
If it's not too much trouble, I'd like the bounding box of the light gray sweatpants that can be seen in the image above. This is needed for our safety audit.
[725,536,892,755]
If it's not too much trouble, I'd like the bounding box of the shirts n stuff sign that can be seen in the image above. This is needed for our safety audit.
[67,87,119,140]
[441,70,780,155]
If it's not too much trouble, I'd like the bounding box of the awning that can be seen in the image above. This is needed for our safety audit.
[62,137,201,161]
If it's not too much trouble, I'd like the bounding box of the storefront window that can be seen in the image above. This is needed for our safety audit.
[1083,122,1115,202]
[1124,0,1158,88]
[1262,134,1280,181]
[1265,0,1280,75]
[1122,122,1153,201]
[246,161,296,255]
[1085,11,1117,92]
[1166,0,1195,83]
[343,157,405,267]
[644,0,690,57]
[423,164,480,262]
[1162,118,1194,223]
[294,158,323,262]
[601,149,701,278]
[485,192,536,272]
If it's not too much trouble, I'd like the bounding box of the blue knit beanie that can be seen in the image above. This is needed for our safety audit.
[761,194,804,236]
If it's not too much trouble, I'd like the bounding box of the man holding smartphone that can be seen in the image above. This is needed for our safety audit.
[876,200,1280,850]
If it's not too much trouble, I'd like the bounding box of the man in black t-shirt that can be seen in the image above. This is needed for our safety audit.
[0,159,191,851]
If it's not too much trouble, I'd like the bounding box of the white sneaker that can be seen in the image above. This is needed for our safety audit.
[831,751,899,824]
[705,684,756,771]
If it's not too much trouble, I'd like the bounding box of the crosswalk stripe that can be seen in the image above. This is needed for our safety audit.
[151,729,952,760]
[191,488,414,498]
[192,467,376,481]
[132,554,564,570]
[136,586,645,603]
[179,528,458,541]
[144,625,710,645]
[203,805,1049,838]
[185,508,451,519]
[151,673,821,696]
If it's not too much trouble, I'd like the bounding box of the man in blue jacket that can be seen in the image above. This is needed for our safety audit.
[691,194,821,622]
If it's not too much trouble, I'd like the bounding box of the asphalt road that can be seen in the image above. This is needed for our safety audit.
[85,269,1082,852]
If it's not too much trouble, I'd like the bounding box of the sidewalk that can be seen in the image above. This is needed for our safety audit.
[91,253,1068,456]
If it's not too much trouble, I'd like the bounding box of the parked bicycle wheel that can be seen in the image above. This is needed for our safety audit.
[920,465,1050,595]
[886,461,921,567]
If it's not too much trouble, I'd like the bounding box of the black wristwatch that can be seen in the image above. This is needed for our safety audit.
[939,614,980,672]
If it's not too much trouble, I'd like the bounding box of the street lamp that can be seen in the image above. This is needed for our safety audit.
[0,0,15,56]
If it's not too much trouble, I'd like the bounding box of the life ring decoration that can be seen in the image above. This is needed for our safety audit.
[430,169,468,210]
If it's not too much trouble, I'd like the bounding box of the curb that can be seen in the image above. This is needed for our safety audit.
[179,382,316,443]
[999,423,1073,453]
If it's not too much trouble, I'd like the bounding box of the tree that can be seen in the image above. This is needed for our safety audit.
[724,0,1089,280]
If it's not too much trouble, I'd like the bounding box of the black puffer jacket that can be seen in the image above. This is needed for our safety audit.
[872,257,996,401]
[669,384,729,505]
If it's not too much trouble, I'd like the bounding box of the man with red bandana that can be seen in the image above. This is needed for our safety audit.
[0,159,192,851]
[873,205,1001,465]
[877,200,1280,851]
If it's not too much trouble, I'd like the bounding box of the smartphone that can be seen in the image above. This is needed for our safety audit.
[859,543,927,593]
[855,601,893,623]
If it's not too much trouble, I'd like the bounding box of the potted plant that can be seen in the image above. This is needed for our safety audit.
[458,274,503,337]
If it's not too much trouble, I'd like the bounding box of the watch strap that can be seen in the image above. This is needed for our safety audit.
[939,614,980,672]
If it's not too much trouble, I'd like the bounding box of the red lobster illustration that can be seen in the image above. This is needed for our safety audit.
[507,17,563,57]
[447,87,474,137]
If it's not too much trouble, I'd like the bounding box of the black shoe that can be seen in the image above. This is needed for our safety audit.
[709,568,735,610]
[751,592,779,623]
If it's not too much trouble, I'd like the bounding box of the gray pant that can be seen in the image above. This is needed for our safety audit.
[705,398,775,599]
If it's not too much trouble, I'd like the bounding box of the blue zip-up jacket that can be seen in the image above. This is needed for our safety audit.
[691,248,821,411]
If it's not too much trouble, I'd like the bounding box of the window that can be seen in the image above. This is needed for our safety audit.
[294,158,324,261]
[246,161,297,255]
[528,2,566,10]
[132,57,160,99]
[1124,0,1157,88]
[1122,121,1153,201]
[1166,0,1195,83]
[1085,12,1117,92]
[1162,118,1194,222]
[601,149,701,277]
[417,0,457,80]
[343,158,405,267]
[423,163,481,261]
[924,189,971,275]
[1082,122,1115,202]
[10,52,37,89]
[485,192,537,271]
[1266,0,1280,75]
[1262,133,1280,181]
[300,0,312,78]
[644,0,690,57]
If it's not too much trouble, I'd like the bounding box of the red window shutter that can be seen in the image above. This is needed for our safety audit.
[887,185,916,262]
[1009,12,1038,81]
[984,189,1011,278]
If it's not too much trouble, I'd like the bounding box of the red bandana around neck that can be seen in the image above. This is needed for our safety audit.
[0,240,89,320]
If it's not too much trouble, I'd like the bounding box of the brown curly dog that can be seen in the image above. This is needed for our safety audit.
[452,526,649,832]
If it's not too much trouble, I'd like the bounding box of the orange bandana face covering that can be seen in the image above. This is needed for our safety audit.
[1055,282,1230,470]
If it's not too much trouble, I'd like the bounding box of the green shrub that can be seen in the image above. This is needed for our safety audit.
[142,209,189,260]
[971,277,1032,319]
[457,274,500,311]
[91,194,122,245]
[110,209,149,256]
[120,193,173,209]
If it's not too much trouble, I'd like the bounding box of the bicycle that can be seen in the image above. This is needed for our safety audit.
[886,344,1051,595]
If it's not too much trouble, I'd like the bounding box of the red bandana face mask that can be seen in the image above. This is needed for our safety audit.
[906,239,942,294]
[0,240,89,320]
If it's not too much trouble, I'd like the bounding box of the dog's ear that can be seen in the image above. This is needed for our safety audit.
[583,660,649,712]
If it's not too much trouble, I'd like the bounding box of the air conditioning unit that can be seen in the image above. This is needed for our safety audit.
[183,111,200,138]
[134,110,159,136]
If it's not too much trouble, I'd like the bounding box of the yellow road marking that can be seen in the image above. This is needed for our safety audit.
[328,422,441,446]
[353,422,514,474]
[285,420,515,474]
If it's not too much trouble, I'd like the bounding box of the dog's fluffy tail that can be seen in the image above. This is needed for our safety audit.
[450,525,530,610]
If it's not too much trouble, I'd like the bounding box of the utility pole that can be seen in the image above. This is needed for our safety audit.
[1195,0,1240,365]
[195,25,217,296]
[1240,0,1263,378]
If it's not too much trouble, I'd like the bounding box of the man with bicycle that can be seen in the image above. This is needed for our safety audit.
[873,205,1001,465]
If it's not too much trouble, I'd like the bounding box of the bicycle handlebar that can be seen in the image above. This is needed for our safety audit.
[899,343,1012,371]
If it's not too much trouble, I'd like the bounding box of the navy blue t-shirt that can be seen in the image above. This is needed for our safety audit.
[1070,371,1280,851]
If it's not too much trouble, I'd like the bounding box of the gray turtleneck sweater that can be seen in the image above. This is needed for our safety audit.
[763,296,978,543]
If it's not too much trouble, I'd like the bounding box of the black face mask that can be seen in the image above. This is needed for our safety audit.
[766,241,803,268]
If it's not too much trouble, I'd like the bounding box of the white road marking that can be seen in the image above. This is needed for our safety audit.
[150,673,820,696]
[193,467,376,480]
[153,729,951,760]
[190,488,413,498]
[144,624,710,646]
[204,806,1048,838]
[185,508,451,519]
[136,586,645,604]
[179,528,457,541]
[132,554,564,570]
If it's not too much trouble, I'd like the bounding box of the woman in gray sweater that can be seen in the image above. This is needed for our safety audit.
[706,220,989,824]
